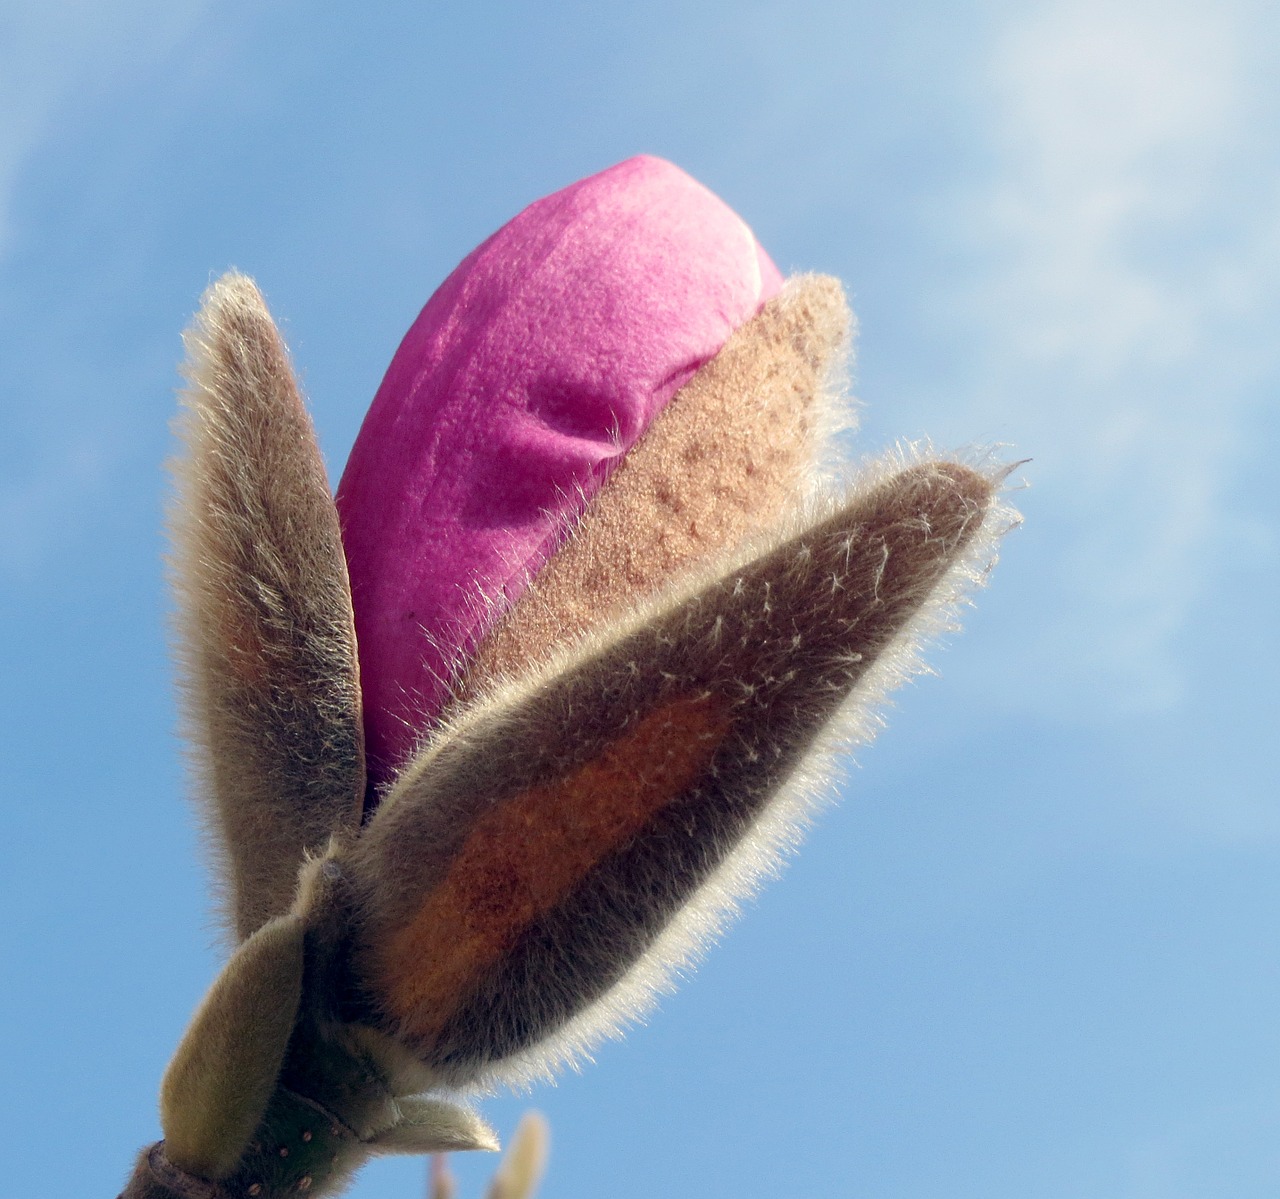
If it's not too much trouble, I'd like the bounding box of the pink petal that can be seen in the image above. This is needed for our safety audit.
[336,155,783,790]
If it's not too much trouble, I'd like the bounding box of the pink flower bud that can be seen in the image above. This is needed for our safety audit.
[336,155,782,789]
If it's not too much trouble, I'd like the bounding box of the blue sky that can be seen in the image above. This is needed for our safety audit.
[3,2,1279,1196]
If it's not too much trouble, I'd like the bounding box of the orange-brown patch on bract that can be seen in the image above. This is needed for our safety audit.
[376,693,732,1039]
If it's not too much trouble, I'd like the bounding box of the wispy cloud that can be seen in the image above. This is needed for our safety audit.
[0,1,213,579]
[946,0,1280,714]
[1120,1083,1280,1197]
[0,434,113,582]
[0,0,212,259]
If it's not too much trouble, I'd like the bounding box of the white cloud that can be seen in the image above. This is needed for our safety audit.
[946,0,1280,714]
[982,0,1237,372]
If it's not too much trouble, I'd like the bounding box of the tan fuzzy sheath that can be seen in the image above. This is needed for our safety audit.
[458,274,852,700]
